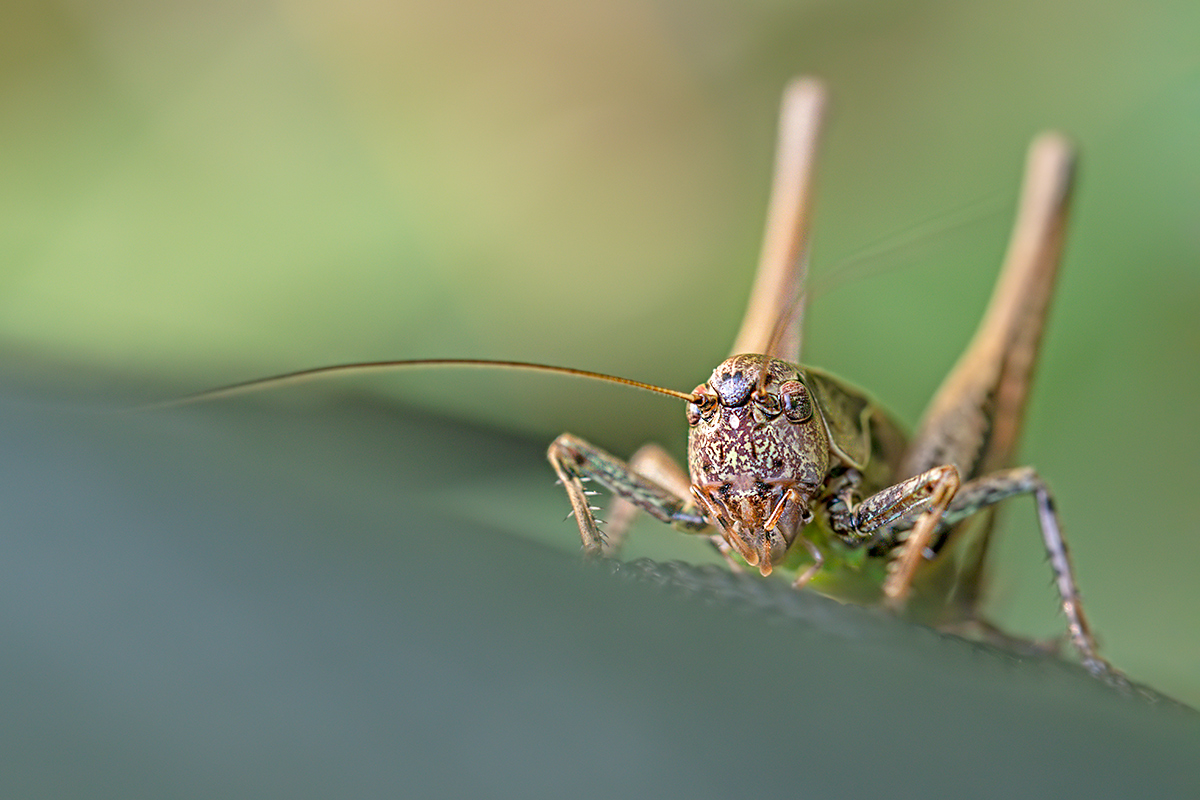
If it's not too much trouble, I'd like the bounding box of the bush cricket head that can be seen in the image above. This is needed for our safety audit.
[686,354,830,575]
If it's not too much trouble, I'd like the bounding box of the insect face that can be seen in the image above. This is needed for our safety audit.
[686,354,829,575]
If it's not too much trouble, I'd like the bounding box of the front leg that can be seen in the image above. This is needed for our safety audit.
[547,433,708,557]
[832,464,1114,678]
[826,465,961,604]
[602,443,738,567]
[938,466,1111,677]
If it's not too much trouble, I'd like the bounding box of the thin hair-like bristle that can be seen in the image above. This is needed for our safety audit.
[142,358,699,410]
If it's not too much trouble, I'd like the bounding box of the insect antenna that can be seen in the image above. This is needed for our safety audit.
[808,192,1005,301]
[142,359,699,410]
[754,286,810,398]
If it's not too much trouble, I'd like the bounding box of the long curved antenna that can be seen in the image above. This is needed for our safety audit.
[730,78,826,363]
[142,359,699,410]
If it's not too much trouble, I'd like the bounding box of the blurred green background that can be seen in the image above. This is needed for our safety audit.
[1,0,1198,711]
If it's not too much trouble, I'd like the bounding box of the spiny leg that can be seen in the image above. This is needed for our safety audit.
[938,467,1112,676]
[829,466,960,544]
[852,463,1116,678]
[882,469,960,608]
[604,444,736,566]
[825,465,961,603]
[603,443,714,555]
[900,135,1076,613]
[882,136,1118,677]
[547,434,707,557]
[888,134,1118,671]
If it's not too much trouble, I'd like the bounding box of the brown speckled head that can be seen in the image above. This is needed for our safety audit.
[686,354,830,575]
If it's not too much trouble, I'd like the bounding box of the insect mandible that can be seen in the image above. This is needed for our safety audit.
[163,79,1119,681]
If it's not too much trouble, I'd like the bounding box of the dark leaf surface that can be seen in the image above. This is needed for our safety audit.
[0,380,1194,798]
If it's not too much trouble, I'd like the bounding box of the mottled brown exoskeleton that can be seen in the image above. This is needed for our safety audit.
[165,79,1117,680]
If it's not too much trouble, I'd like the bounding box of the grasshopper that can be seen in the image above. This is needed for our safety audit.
[168,79,1116,680]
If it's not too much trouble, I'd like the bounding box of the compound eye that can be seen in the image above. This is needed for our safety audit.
[779,380,813,423]
[754,390,782,417]
[686,386,718,426]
